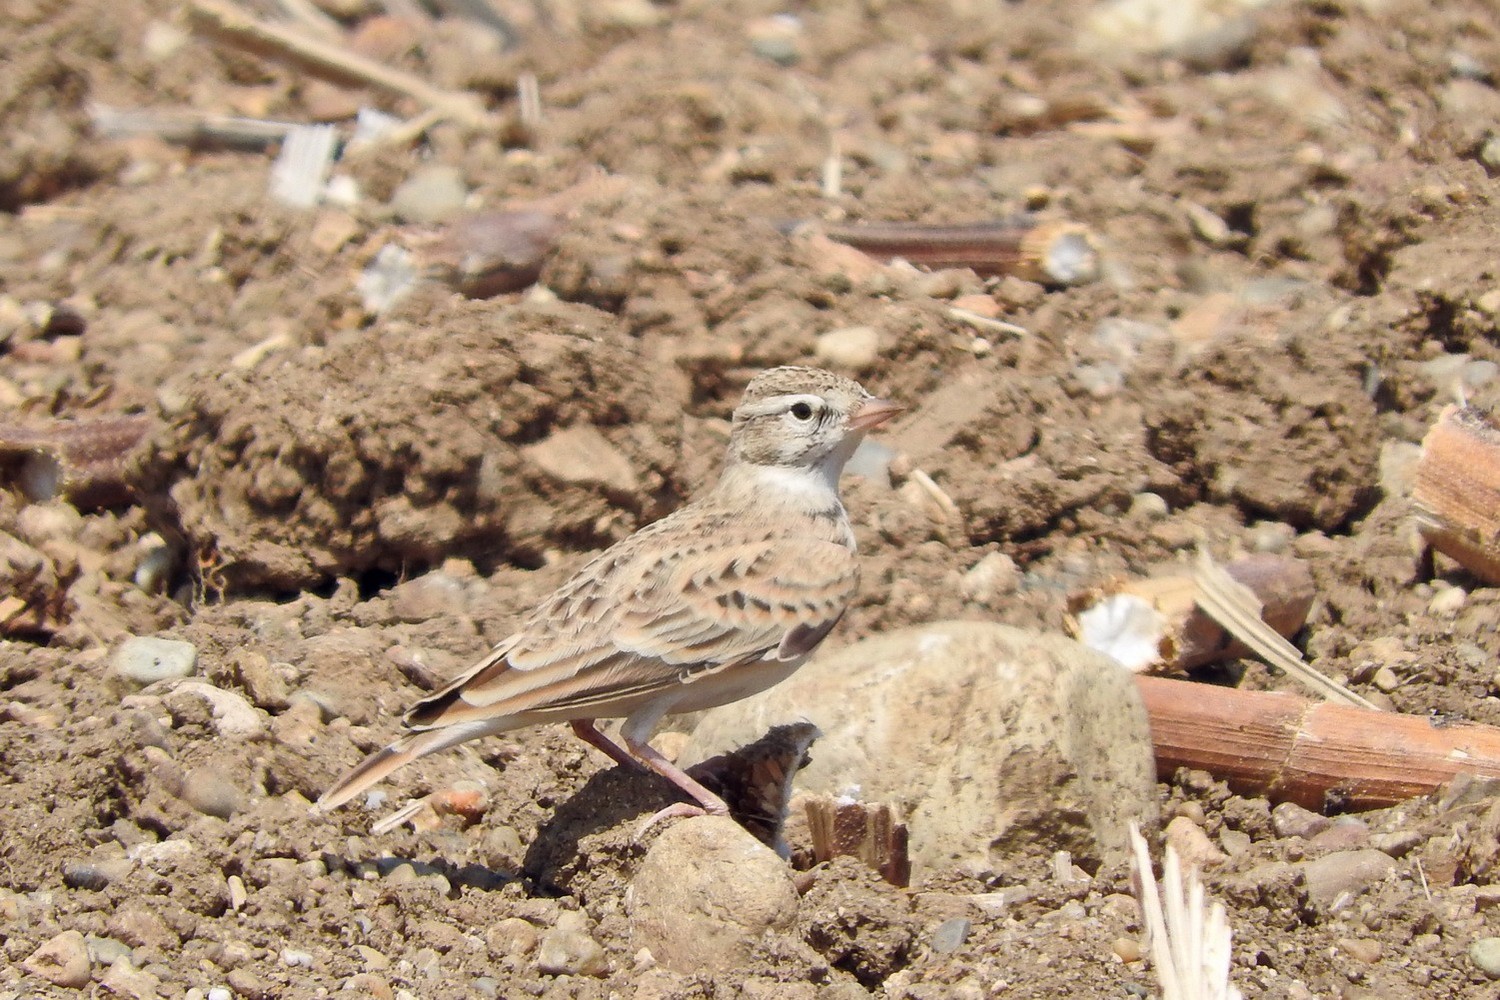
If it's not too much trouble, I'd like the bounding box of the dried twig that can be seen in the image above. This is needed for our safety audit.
[0,415,155,510]
[1136,675,1500,810]
[804,795,911,887]
[187,0,499,130]
[1192,552,1377,710]
[90,103,302,150]
[1130,823,1242,1000]
[816,217,1102,286]
[1412,404,1500,584]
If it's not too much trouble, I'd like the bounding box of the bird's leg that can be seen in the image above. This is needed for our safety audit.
[625,731,732,840]
[568,719,645,772]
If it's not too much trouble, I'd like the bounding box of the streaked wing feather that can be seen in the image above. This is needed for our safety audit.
[411,534,858,727]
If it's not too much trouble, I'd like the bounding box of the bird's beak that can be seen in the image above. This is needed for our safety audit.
[848,396,904,431]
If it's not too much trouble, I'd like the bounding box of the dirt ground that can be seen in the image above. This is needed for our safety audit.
[6,0,1500,995]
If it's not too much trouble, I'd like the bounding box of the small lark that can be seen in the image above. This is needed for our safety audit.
[315,366,900,820]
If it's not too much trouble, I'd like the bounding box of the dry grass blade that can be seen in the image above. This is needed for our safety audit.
[1130,823,1242,1000]
[1192,551,1378,711]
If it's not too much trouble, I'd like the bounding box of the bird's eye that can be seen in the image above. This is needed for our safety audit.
[789,401,815,421]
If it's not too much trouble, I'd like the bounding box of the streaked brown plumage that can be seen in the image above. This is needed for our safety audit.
[315,366,900,820]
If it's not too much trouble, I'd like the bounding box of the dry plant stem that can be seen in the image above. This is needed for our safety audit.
[90,104,302,149]
[819,218,1099,284]
[187,0,497,129]
[0,415,154,509]
[1136,675,1500,811]
[1193,552,1378,710]
[1412,404,1500,584]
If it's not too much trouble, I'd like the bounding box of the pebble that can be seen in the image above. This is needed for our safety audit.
[1164,815,1226,869]
[100,956,162,999]
[1338,937,1382,963]
[1300,849,1397,906]
[628,815,799,973]
[486,917,540,959]
[23,929,92,988]
[1429,585,1467,617]
[87,935,134,965]
[281,948,315,968]
[521,424,639,494]
[180,766,244,819]
[233,652,291,711]
[1111,936,1143,963]
[1271,801,1330,839]
[227,967,271,999]
[1307,817,1370,851]
[536,910,607,977]
[207,988,232,1000]
[958,552,1020,606]
[341,974,392,999]
[814,325,881,370]
[1471,937,1500,979]
[390,165,467,224]
[114,636,197,684]
[171,682,266,739]
[63,858,130,890]
[746,14,803,66]
[929,917,971,954]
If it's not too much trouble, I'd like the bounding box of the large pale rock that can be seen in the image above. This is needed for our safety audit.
[627,815,799,973]
[683,622,1158,872]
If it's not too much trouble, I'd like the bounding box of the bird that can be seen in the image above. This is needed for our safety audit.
[314,365,901,821]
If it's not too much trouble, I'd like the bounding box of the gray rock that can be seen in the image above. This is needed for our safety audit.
[390,165,466,224]
[22,929,92,988]
[114,636,197,684]
[180,766,245,819]
[628,815,799,973]
[683,622,1158,872]
[536,910,607,977]
[1470,937,1500,980]
[1300,849,1397,906]
[929,917,971,954]
[1271,801,1330,839]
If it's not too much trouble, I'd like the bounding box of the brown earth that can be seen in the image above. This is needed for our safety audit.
[5,0,1500,996]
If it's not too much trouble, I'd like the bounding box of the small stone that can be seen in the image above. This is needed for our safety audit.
[536,910,607,977]
[1111,936,1143,963]
[1308,817,1370,852]
[1470,937,1500,979]
[342,973,392,999]
[1301,849,1397,906]
[959,552,1020,606]
[100,956,162,999]
[486,917,540,958]
[23,929,92,988]
[628,815,799,973]
[180,766,245,819]
[87,935,134,966]
[1128,492,1170,521]
[1164,816,1226,869]
[170,682,266,739]
[390,165,467,224]
[1370,665,1401,693]
[746,14,803,66]
[227,966,271,999]
[929,917,971,954]
[1338,937,1382,963]
[814,326,881,370]
[521,424,639,494]
[115,636,197,684]
[1429,585,1467,617]
[207,988,233,1000]
[281,948,314,968]
[63,859,129,890]
[233,651,291,711]
[108,900,180,950]
[1271,801,1330,839]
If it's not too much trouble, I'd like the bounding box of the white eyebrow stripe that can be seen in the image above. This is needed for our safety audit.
[738,393,824,419]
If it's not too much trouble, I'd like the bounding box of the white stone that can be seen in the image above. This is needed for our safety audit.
[114,636,197,684]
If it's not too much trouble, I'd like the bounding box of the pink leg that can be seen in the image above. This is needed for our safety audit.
[569,719,644,772]
[626,730,730,837]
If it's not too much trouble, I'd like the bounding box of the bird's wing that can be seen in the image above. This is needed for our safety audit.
[404,533,859,727]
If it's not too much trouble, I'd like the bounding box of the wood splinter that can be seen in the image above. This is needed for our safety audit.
[0,415,154,510]
[1071,554,1314,674]
[812,217,1102,287]
[1412,404,1500,584]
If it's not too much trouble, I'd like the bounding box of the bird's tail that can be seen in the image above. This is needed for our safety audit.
[312,719,508,814]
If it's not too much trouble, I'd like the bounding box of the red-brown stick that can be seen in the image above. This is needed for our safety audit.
[1136,675,1500,811]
